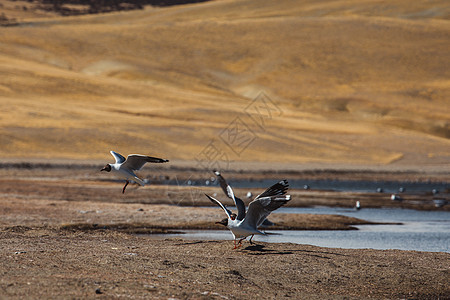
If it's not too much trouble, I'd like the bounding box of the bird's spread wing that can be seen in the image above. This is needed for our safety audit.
[205,194,232,219]
[214,171,246,220]
[255,180,289,199]
[233,196,246,221]
[243,180,291,228]
[214,170,230,196]
[123,154,168,171]
[226,185,246,221]
[110,151,126,164]
[244,194,291,228]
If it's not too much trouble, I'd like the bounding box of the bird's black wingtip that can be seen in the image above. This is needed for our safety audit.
[204,194,215,202]
[279,179,289,188]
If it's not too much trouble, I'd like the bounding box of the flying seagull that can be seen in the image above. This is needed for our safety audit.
[206,179,291,249]
[101,151,168,193]
[213,170,275,228]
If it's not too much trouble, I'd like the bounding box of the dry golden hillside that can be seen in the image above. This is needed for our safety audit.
[0,0,449,169]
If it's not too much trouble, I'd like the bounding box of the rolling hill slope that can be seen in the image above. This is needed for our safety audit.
[0,0,449,168]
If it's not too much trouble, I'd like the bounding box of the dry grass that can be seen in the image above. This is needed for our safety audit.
[0,0,449,168]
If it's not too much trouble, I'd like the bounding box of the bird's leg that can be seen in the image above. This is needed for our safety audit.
[237,238,245,248]
[122,181,129,194]
[233,239,237,249]
[249,234,255,245]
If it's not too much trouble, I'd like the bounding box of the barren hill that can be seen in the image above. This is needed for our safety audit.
[0,0,449,169]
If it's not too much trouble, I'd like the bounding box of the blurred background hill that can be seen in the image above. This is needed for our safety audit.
[0,0,448,170]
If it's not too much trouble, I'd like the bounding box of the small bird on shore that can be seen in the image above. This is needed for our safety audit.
[206,179,291,249]
[101,151,168,193]
[390,194,402,201]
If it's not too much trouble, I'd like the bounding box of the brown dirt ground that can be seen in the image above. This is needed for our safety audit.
[1,228,449,299]
[0,165,449,299]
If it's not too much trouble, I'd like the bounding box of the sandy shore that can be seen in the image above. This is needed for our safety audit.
[2,228,449,299]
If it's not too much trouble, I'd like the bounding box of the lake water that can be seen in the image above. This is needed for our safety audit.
[158,207,450,253]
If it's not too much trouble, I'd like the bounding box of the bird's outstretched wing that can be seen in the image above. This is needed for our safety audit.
[255,180,289,199]
[243,180,291,228]
[110,151,126,164]
[205,194,233,219]
[123,154,169,171]
[214,171,246,221]
[243,194,291,228]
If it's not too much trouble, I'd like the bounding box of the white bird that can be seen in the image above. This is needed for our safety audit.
[390,194,402,201]
[101,151,168,193]
[206,179,291,249]
[213,170,274,229]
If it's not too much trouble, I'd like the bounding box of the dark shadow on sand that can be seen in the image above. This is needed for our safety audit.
[242,243,352,258]
[174,240,222,246]
[242,244,293,255]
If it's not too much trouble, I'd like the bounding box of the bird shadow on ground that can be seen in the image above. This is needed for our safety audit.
[292,248,350,258]
[174,240,222,246]
[242,244,293,255]
[241,244,350,258]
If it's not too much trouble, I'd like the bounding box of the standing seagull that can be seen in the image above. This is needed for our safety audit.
[206,179,291,249]
[101,151,169,193]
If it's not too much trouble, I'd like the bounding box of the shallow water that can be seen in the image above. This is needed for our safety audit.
[157,208,450,253]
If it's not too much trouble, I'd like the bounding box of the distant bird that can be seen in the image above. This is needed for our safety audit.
[101,151,168,193]
[213,171,274,228]
[246,191,253,199]
[433,199,447,208]
[399,187,406,193]
[390,194,402,201]
[376,188,384,193]
[355,200,361,210]
[206,179,291,249]
[303,184,310,190]
[432,189,439,195]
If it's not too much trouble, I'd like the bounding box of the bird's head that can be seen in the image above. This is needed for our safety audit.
[215,218,228,227]
[100,164,112,172]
